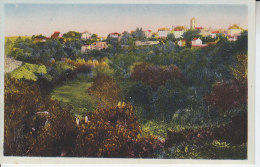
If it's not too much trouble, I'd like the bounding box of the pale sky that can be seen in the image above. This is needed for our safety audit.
[4,4,248,37]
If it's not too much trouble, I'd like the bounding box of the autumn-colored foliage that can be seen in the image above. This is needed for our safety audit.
[65,58,107,72]
[25,102,77,156]
[204,81,247,110]
[165,112,247,147]
[205,54,248,110]
[4,78,46,155]
[231,54,247,84]
[88,75,122,108]
[131,62,183,89]
[4,78,77,156]
[74,104,163,158]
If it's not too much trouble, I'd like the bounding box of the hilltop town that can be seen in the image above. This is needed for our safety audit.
[31,18,245,52]
[4,16,248,159]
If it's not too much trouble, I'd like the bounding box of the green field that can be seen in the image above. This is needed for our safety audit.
[5,36,31,42]
[51,79,96,116]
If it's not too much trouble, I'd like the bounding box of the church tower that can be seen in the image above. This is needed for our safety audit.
[190,17,197,29]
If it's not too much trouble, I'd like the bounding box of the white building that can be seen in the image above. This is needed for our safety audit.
[228,35,238,41]
[144,30,152,38]
[191,38,202,46]
[81,42,108,53]
[173,26,185,39]
[81,31,92,40]
[191,38,207,48]
[228,24,243,37]
[135,40,159,46]
[109,32,120,38]
[158,28,170,38]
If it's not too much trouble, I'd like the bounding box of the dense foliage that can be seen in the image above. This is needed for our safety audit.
[88,75,122,108]
[131,62,183,89]
[4,30,249,158]
[74,104,163,158]
[4,78,77,156]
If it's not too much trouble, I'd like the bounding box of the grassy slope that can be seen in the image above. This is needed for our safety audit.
[51,79,95,116]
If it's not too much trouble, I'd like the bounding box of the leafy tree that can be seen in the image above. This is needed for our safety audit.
[5,39,13,56]
[92,65,115,78]
[62,31,81,40]
[202,36,216,43]
[124,81,152,106]
[231,54,247,83]
[131,62,183,89]
[91,33,98,41]
[88,75,122,108]
[120,31,134,46]
[205,54,248,111]
[182,29,201,46]
[9,63,48,81]
[132,27,145,40]
[155,79,190,122]
[167,33,176,42]
[235,30,248,54]
[204,81,247,111]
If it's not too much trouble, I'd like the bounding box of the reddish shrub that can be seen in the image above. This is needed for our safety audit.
[204,80,247,110]
[4,78,77,156]
[131,62,183,89]
[73,104,163,158]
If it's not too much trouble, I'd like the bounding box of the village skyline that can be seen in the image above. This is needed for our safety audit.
[5,4,248,37]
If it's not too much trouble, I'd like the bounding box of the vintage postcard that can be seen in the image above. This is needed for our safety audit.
[0,0,256,165]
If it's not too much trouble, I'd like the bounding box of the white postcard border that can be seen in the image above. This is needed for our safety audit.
[0,0,256,165]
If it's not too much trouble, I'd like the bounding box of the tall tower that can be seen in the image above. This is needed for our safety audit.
[190,17,197,29]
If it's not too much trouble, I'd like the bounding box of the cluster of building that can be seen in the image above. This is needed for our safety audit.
[81,42,108,52]
[33,17,245,52]
[152,18,244,47]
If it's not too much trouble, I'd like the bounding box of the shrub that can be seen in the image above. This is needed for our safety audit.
[92,65,115,78]
[48,61,76,85]
[162,142,247,159]
[131,62,183,89]
[4,78,77,156]
[73,104,163,158]
[164,112,247,147]
[9,63,48,81]
[155,79,190,122]
[65,58,108,73]
[204,80,247,110]
[88,75,122,108]
[123,81,153,108]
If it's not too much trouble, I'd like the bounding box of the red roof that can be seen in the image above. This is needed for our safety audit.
[195,27,203,30]
[212,31,219,34]
[110,32,119,35]
[51,32,60,38]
